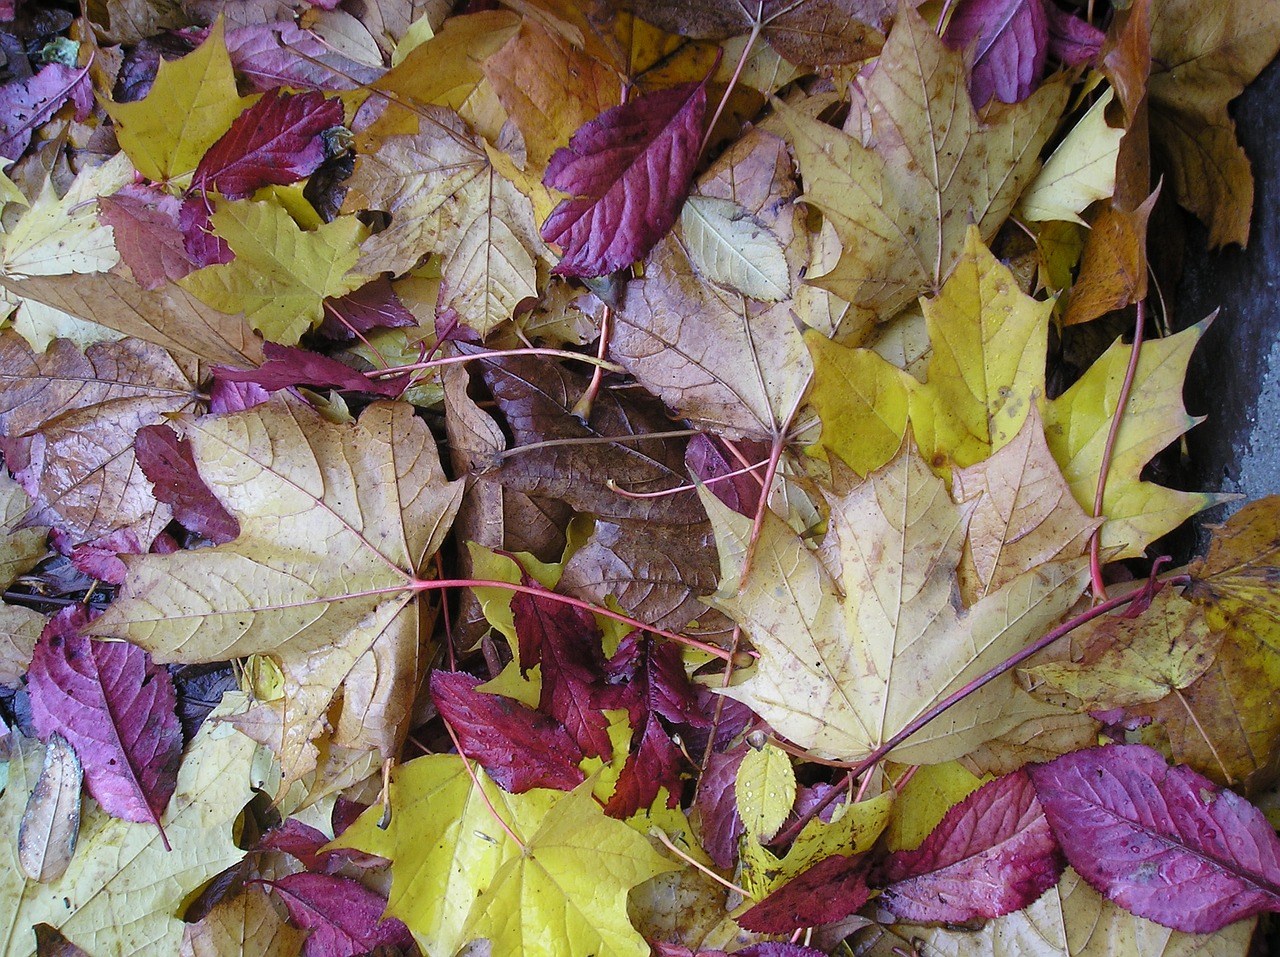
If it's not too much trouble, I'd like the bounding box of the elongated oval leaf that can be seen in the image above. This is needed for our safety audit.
[1028,744,1280,933]
[18,733,83,883]
[541,79,708,277]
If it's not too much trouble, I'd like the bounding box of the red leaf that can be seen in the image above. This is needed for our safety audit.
[540,78,709,277]
[1028,744,1280,933]
[430,670,585,793]
[942,0,1049,106]
[212,342,408,397]
[269,873,414,957]
[596,632,710,817]
[97,185,195,289]
[511,578,614,759]
[260,818,344,872]
[27,606,182,842]
[1045,3,1104,67]
[135,424,240,544]
[737,944,829,957]
[193,88,343,199]
[317,277,417,340]
[684,434,769,517]
[878,769,1064,922]
[738,853,873,933]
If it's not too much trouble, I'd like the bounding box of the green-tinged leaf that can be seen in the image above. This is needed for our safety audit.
[681,195,790,301]
[734,742,795,841]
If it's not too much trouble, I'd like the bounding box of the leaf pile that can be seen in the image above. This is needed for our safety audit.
[1,1,1280,956]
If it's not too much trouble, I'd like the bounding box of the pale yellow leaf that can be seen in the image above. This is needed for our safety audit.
[735,742,795,841]
[681,195,790,302]
[1021,87,1124,224]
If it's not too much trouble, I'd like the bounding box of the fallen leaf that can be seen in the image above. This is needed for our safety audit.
[942,0,1049,107]
[737,852,873,933]
[782,6,1066,322]
[878,769,1064,922]
[540,75,709,276]
[18,733,82,883]
[28,606,182,836]
[133,424,240,544]
[1020,87,1124,225]
[212,341,408,397]
[267,873,414,957]
[1043,317,1226,559]
[97,184,195,289]
[178,198,368,345]
[87,396,463,788]
[1029,743,1280,933]
[224,21,383,92]
[180,885,306,957]
[709,438,1091,765]
[1061,188,1158,326]
[680,195,790,301]
[734,741,795,842]
[0,471,46,685]
[192,88,344,200]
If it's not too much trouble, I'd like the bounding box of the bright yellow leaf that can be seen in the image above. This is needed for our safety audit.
[103,18,247,184]
[1020,87,1124,225]
[179,198,368,345]
[735,741,795,842]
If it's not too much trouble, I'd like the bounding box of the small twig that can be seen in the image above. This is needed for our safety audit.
[366,347,623,378]
[495,429,703,460]
[651,827,751,899]
[699,9,761,160]
[442,719,526,852]
[572,305,612,422]
[607,458,768,499]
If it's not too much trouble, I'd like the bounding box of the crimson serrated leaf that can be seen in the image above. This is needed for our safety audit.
[268,872,414,957]
[97,185,195,289]
[1028,744,1280,933]
[738,853,873,933]
[260,818,345,872]
[511,578,613,759]
[878,768,1064,922]
[192,88,343,199]
[135,424,239,544]
[212,342,408,397]
[540,78,709,277]
[596,632,710,817]
[685,434,769,517]
[430,670,585,793]
[942,0,1049,106]
[26,605,182,842]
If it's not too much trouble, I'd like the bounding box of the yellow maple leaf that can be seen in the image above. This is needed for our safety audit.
[780,6,1067,325]
[179,197,368,345]
[103,18,247,185]
[806,228,1050,477]
[708,438,1091,766]
[88,396,464,789]
[331,755,675,957]
[1042,317,1228,559]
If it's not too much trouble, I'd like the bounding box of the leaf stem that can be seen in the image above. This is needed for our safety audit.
[699,15,762,161]
[441,719,526,852]
[366,347,624,378]
[651,826,751,899]
[1089,299,1146,600]
[494,429,704,460]
[773,565,1191,845]
[571,304,612,422]
[607,458,769,499]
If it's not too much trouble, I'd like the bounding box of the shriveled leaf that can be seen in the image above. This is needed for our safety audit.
[87,396,463,789]
[104,18,248,184]
[0,334,198,543]
[28,607,183,835]
[1043,318,1227,559]
[1020,87,1124,225]
[18,733,83,883]
[541,77,708,277]
[878,769,1064,922]
[952,408,1100,602]
[782,7,1066,322]
[269,873,413,957]
[193,88,343,199]
[430,670,585,793]
[1025,588,1220,709]
[180,884,305,957]
[1029,744,1280,933]
[680,195,790,301]
[1147,0,1280,246]
[331,754,675,957]
[942,0,1049,106]
[710,439,1091,765]
[178,198,367,345]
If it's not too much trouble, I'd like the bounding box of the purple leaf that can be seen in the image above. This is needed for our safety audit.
[209,379,271,414]
[97,185,195,289]
[259,818,348,873]
[738,853,873,933]
[1045,2,1104,67]
[27,606,182,843]
[134,424,240,544]
[512,578,614,759]
[225,23,382,93]
[430,670,585,793]
[685,434,769,517]
[1028,744,1280,933]
[942,0,1049,106]
[878,769,1064,922]
[541,78,709,277]
[193,88,343,200]
[269,873,414,957]
[179,196,234,268]
[736,944,829,957]
[317,276,416,340]
[691,743,747,869]
[0,62,91,160]
[212,342,408,397]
